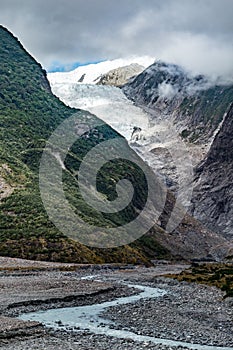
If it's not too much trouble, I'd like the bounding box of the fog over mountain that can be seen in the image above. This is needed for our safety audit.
[0,0,233,81]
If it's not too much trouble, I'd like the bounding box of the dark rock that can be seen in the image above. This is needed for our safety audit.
[192,103,233,242]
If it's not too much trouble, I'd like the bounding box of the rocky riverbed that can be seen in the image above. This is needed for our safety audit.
[102,278,233,347]
[0,257,232,350]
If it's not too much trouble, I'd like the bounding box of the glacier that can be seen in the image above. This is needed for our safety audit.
[47,58,195,221]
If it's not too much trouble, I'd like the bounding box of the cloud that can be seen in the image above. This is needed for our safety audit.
[0,0,233,80]
[158,82,178,100]
[159,33,233,81]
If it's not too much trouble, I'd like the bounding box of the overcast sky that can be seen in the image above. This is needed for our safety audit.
[0,0,233,79]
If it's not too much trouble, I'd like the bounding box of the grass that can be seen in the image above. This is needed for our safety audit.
[167,263,233,298]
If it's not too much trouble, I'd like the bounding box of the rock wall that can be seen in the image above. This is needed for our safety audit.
[191,103,233,240]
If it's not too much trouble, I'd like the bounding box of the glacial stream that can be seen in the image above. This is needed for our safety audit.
[19,280,233,350]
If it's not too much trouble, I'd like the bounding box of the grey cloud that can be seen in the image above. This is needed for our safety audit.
[0,0,233,79]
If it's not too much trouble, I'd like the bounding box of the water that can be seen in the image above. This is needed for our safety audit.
[19,282,233,350]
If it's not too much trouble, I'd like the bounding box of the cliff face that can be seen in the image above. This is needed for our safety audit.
[191,103,233,240]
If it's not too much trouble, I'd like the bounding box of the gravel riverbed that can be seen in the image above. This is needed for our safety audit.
[102,278,233,347]
[0,258,232,349]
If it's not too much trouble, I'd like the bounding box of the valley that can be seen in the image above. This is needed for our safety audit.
[1,24,232,264]
[47,57,233,258]
[0,20,233,350]
[48,62,203,197]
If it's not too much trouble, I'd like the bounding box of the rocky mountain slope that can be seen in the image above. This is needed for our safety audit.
[123,61,233,146]
[191,103,233,240]
[96,63,145,87]
[123,60,233,244]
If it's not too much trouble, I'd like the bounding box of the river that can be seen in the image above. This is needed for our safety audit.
[19,279,233,350]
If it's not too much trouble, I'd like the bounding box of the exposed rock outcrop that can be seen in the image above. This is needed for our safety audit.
[0,165,14,201]
[191,103,233,241]
[96,63,145,87]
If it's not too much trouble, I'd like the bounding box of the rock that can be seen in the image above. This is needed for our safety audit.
[191,103,233,242]
[96,63,145,87]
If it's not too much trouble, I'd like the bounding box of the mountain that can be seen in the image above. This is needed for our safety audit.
[96,63,145,87]
[47,54,233,261]
[1,25,173,264]
[123,61,233,146]
[1,25,232,263]
[191,103,233,241]
[123,60,233,245]
[48,56,154,85]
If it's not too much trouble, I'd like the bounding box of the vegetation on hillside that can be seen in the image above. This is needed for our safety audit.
[179,85,233,143]
[0,26,171,264]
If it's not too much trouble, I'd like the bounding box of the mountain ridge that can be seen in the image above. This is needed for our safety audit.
[123,60,233,145]
[47,52,233,260]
